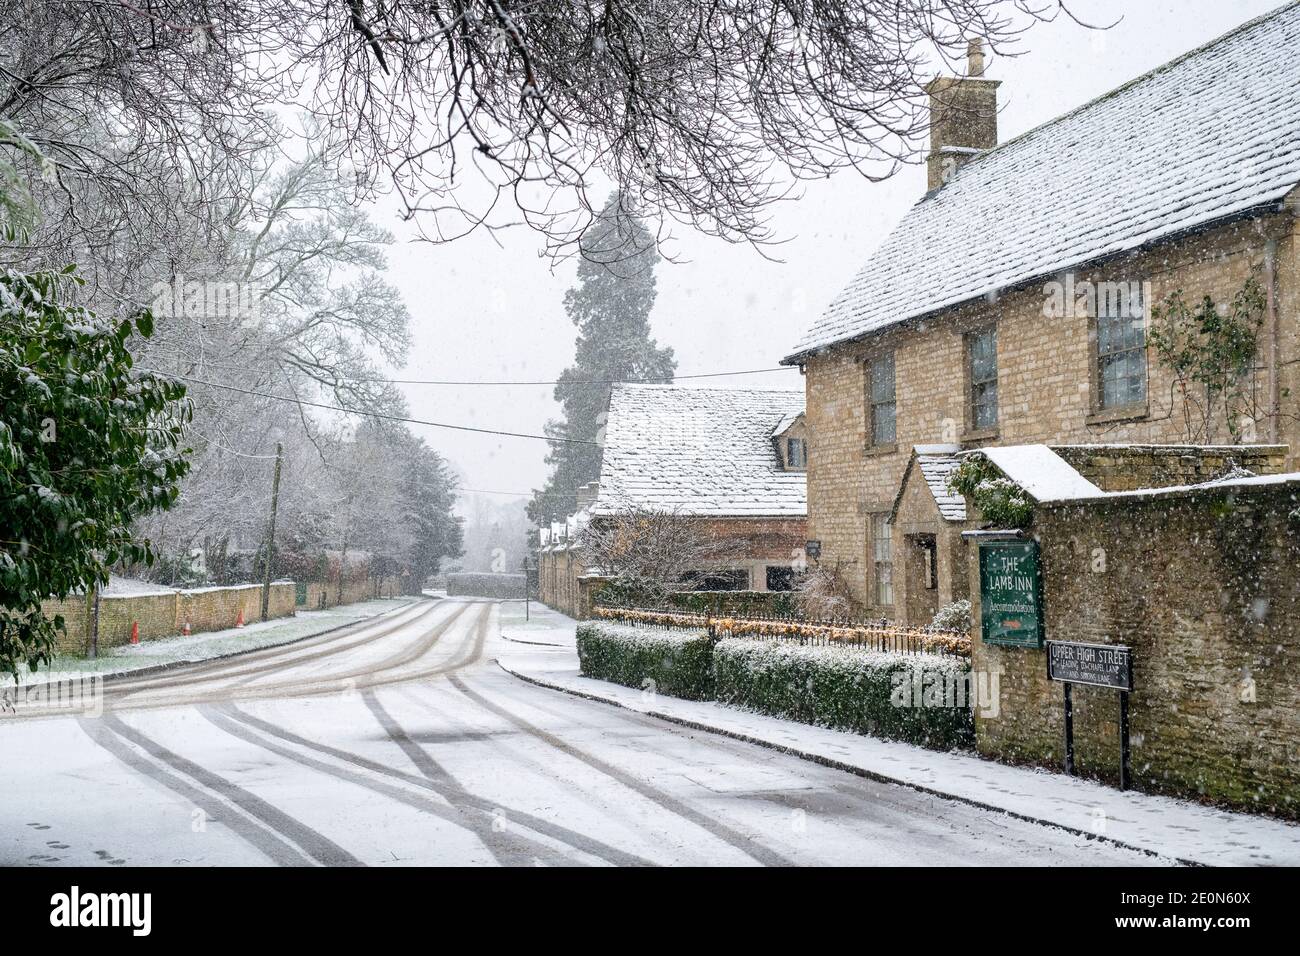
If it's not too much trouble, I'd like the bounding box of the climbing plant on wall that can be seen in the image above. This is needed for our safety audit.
[1147,272,1269,444]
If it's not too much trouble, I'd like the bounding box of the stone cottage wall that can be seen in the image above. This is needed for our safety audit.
[802,211,1299,613]
[969,480,1300,816]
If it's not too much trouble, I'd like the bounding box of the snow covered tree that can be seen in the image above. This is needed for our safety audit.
[0,2,1073,259]
[530,195,675,525]
[0,270,189,679]
[394,434,464,589]
[580,506,743,605]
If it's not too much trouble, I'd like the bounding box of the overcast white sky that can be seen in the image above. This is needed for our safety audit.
[371,0,1282,514]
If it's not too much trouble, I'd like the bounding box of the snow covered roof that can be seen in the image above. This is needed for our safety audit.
[972,445,1105,503]
[890,445,967,522]
[770,410,804,439]
[593,385,807,517]
[784,2,1300,363]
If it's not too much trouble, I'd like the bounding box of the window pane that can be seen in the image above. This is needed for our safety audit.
[973,382,998,429]
[872,514,893,606]
[873,401,896,444]
[872,514,891,560]
[1127,350,1147,403]
[870,353,895,403]
[877,563,893,606]
[969,328,998,428]
[970,328,996,381]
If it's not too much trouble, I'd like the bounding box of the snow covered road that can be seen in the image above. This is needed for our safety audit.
[1,598,1164,866]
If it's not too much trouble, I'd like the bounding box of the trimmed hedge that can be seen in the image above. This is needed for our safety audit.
[713,639,974,751]
[575,622,715,701]
[574,621,974,751]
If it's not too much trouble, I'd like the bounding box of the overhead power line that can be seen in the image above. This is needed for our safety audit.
[147,372,601,445]
[350,365,800,386]
[141,354,800,387]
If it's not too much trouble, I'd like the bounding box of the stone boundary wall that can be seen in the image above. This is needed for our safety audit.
[301,575,399,611]
[46,582,298,655]
[1052,444,1289,492]
[970,479,1300,817]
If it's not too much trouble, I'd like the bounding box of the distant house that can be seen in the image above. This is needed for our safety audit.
[782,7,1300,622]
[538,384,808,616]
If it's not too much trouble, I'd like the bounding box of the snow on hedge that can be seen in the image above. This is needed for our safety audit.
[713,638,974,751]
[575,621,975,751]
[576,621,714,700]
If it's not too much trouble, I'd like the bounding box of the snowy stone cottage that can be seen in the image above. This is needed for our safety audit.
[538,384,808,617]
[782,5,1300,622]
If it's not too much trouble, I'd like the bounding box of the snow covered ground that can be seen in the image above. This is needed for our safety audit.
[15,597,418,686]
[497,603,1300,867]
[1,598,1159,867]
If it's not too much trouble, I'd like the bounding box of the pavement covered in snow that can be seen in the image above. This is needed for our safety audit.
[498,604,1300,867]
[1,597,1161,867]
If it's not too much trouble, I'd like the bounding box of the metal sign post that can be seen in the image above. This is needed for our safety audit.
[522,558,530,621]
[1063,682,1074,775]
[1047,640,1134,790]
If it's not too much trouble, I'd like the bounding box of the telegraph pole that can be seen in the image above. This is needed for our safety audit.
[260,442,283,621]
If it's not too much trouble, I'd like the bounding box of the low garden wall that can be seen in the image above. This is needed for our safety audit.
[46,582,298,655]
[575,620,974,751]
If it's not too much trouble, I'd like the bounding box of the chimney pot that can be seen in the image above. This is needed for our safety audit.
[967,38,986,77]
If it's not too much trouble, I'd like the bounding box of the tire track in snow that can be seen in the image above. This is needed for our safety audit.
[446,674,796,867]
[108,601,474,710]
[93,713,363,866]
[198,705,584,867]
[77,716,311,866]
[217,703,655,866]
[103,599,445,702]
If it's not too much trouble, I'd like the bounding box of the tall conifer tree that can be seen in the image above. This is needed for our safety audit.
[529,195,675,525]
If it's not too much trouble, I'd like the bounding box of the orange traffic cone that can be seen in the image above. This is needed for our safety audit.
[182,621,191,636]
[130,621,140,645]
[235,607,245,628]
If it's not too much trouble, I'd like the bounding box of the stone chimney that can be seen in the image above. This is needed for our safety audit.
[924,39,1000,190]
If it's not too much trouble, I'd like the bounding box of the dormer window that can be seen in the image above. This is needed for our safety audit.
[771,410,807,472]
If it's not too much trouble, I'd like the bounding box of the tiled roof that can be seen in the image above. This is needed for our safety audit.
[593,385,807,517]
[889,445,967,522]
[785,2,1300,362]
[920,455,967,522]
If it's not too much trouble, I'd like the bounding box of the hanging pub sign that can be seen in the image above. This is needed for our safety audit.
[978,537,1044,648]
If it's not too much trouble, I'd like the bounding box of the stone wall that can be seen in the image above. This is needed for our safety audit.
[538,547,586,618]
[802,211,1299,613]
[49,582,298,655]
[301,574,399,610]
[969,479,1300,816]
[1053,444,1288,491]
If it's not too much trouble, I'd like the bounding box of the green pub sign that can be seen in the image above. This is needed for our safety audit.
[978,538,1044,648]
